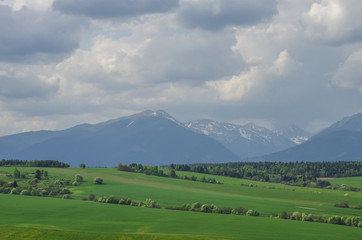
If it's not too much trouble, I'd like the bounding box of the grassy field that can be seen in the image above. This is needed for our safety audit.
[0,167,362,239]
[329,176,362,189]
[0,194,362,240]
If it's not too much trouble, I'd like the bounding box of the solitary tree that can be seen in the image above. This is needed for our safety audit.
[35,170,41,180]
[93,177,103,184]
[75,174,83,183]
[80,163,86,168]
[13,168,20,178]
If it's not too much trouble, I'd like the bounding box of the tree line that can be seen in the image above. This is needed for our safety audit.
[170,161,362,187]
[117,163,223,184]
[0,159,69,168]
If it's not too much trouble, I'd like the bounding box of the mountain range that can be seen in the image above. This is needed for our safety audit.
[259,113,362,162]
[186,120,310,159]
[0,110,361,166]
[0,110,240,167]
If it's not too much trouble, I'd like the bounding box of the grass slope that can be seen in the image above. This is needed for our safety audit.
[0,194,361,240]
[1,167,362,239]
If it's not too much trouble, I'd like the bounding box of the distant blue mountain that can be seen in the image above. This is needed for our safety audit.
[260,113,362,162]
[0,110,240,167]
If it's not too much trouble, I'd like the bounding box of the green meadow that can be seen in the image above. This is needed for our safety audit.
[329,176,362,189]
[0,167,361,239]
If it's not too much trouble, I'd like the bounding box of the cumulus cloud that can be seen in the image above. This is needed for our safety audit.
[176,0,277,30]
[0,5,86,62]
[132,30,245,83]
[333,49,362,92]
[301,0,362,45]
[53,0,179,19]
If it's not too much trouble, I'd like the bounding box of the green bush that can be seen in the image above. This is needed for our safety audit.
[246,209,259,216]
[231,207,247,215]
[20,190,30,196]
[328,216,345,225]
[72,181,80,186]
[191,202,202,211]
[93,177,103,184]
[200,204,212,213]
[301,213,313,222]
[62,194,72,199]
[74,174,83,183]
[89,194,95,201]
[10,188,19,195]
[290,211,302,221]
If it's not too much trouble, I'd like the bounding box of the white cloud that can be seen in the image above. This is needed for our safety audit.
[301,0,362,44]
[333,49,362,92]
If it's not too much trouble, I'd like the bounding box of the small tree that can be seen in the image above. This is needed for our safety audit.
[13,168,20,178]
[94,177,103,184]
[75,174,83,183]
[200,204,212,213]
[89,194,95,201]
[35,170,41,180]
[80,163,86,168]
[170,169,177,178]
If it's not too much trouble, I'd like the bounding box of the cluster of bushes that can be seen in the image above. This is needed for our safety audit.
[166,202,260,216]
[117,163,222,184]
[334,200,362,210]
[279,211,362,228]
[95,195,160,208]
[0,184,72,199]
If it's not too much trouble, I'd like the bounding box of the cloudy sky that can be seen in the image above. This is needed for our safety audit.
[1,0,362,136]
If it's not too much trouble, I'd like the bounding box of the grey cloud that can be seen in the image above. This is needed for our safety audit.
[53,0,179,19]
[132,31,245,83]
[176,0,277,31]
[0,75,59,100]
[0,6,86,63]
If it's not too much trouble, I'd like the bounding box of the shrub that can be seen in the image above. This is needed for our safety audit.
[290,211,302,221]
[200,204,212,213]
[345,217,359,227]
[72,181,80,186]
[60,188,71,194]
[217,207,233,214]
[20,190,30,196]
[191,202,202,211]
[94,177,103,184]
[327,216,345,225]
[144,198,160,208]
[41,189,49,196]
[302,213,313,222]
[98,196,107,203]
[130,201,138,206]
[62,194,72,199]
[10,188,19,195]
[119,198,132,205]
[74,174,83,183]
[106,196,120,204]
[0,187,10,194]
[89,194,95,201]
[246,209,259,216]
[334,200,349,208]
[231,207,247,215]
[279,211,289,219]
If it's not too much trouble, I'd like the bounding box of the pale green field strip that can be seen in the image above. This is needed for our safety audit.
[0,194,361,240]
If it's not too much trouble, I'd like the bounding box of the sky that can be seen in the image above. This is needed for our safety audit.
[1,0,362,136]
